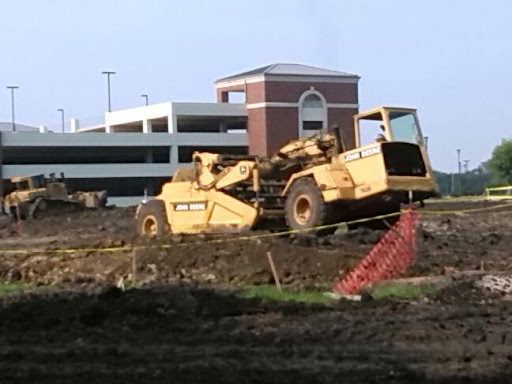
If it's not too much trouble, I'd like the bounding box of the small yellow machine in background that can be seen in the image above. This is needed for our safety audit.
[5,173,107,219]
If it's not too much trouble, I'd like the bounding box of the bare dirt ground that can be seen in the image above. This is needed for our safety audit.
[0,201,511,383]
[0,201,510,287]
[1,282,512,383]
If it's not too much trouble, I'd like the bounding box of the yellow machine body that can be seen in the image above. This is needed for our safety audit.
[136,106,438,235]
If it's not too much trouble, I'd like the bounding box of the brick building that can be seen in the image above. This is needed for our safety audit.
[215,63,360,156]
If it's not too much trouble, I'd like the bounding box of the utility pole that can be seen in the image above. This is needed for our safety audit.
[101,71,116,112]
[141,94,148,106]
[6,85,19,132]
[57,108,65,132]
[457,149,461,174]
[464,160,470,173]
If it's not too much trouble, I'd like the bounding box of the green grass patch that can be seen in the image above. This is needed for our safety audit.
[370,283,438,299]
[0,282,35,296]
[241,285,332,304]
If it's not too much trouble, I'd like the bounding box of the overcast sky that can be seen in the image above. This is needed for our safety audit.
[1,0,511,172]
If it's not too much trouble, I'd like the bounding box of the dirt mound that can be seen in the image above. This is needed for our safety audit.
[1,284,512,383]
[0,206,136,240]
[430,278,503,304]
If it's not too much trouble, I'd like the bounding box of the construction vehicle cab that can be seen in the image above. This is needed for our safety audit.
[136,106,438,236]
[334,107,435,210]
[9,174,69,204]
[354,106,427,147]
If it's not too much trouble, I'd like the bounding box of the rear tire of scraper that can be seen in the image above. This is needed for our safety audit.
[285,177,330,234]
[137,200,169,236]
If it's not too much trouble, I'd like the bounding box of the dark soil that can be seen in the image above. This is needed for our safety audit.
[0,201,511,382]
[0,283,512,383]
[0,201,511,288]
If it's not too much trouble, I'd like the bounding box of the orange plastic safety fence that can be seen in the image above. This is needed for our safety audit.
[332,210,420,295]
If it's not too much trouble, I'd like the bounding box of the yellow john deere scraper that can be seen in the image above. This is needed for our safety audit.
[136,106,438,236]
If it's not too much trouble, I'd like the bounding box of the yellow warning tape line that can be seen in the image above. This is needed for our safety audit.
[0,211,403,255]
[0,202,510,255]
[420,202,512,215]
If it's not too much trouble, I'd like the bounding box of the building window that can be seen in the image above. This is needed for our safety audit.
[299,91,326,137]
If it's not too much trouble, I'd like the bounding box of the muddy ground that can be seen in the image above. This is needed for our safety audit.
[0,201,510,287]
[1,281,512,383]
[0,201,511,383]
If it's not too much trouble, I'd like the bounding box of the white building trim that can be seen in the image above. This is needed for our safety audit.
[247,102,359,110]
[326,103,359,109]
[247,102,297,109]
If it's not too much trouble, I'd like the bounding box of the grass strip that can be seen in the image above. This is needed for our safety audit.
[241,285,333,304]
[0,282,36,296]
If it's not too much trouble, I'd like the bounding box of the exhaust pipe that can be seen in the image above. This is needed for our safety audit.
[331,124,344,154]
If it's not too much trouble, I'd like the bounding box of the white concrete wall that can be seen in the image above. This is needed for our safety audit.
[1,131,248,179]
[172,102,246,116]
[105,102,173,127]
[93,102,246,134]
[108,196,147,207]
[1,132,248,147]
[2,163,191,179]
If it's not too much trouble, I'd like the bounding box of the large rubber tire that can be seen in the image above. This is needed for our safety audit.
[137,200,169,236]
[285,177,327,232]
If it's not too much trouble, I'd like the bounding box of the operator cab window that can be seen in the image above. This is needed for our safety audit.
[32,175,46,188]
[388,111,422,145]
[16,181,29,190]
[357,113,387,147]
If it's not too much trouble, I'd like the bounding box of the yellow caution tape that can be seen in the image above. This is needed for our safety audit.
[420,202,512,215]
[0,202,510,256]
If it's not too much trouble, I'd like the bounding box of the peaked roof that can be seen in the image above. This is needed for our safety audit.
[216,63,359,83]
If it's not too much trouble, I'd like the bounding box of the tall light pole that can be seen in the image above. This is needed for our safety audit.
[6,85,19,132]
[424,136,429,151]
[57,109,65,132]
[141,94,148,106]
[464,160,470,173]
[101,71,116,112]
[457,149,461,174]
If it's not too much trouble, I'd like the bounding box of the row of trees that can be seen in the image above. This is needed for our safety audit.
[433,139,512,196]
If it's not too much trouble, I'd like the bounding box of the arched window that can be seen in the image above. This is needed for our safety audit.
[299,91,326,137]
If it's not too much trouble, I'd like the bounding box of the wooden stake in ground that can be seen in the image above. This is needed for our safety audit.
[132,248,138,285]
[266,251,282,292]
[15,203,22,238]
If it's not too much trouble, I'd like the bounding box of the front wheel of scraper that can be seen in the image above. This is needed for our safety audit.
[285,177,327,233]
[137,200,169,236]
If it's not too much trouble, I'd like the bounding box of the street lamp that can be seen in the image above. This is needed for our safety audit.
[6,85,19,132]
[101,71,116,112]
[424,136,429,151]
[464,160,470,173]
[141,94,148,106]
[457,149,461,174]
[57,108,65,133]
